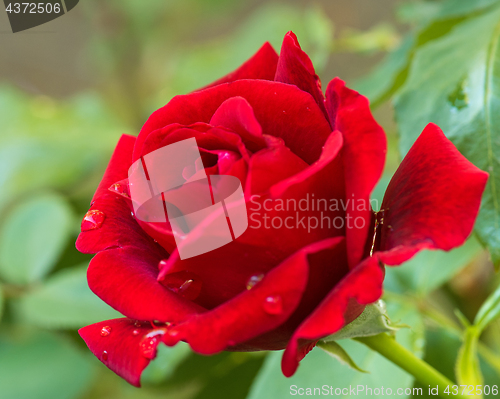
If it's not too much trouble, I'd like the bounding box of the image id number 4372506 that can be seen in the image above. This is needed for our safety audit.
[5,2,61,13]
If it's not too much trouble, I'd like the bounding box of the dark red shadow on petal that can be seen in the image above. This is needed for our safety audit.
[281,255,384,377]
[87,246,205,322]
[233,237,348,351]
[326,78,386,269]
[161,237,311,354]
[209,96,267,152]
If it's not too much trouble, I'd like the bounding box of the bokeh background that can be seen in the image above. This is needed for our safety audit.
[0,1,499,398]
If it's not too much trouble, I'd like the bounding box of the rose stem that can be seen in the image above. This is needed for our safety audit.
[354,333,466,399]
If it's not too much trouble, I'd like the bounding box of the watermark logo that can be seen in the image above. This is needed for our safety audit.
[4,1,79,33]
[128,138,248,260]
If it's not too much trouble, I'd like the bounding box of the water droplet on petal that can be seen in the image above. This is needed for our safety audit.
[139,330,165,359]
[246,273,264,290]
[100,326,112,337]
[132,329,140,336]
[81,210,105,231]
[263,295,283,315]
[163,272,202,301]
[166,278,202,301]
[109,182,130,198]
[102,351,108,361]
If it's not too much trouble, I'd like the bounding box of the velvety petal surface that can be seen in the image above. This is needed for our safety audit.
[378,123,488,265]
[87,246,205,322]
[134,80,332,164]
[233,237,348,351]
[79,318,168,387]
[326,78,386,268]
[281,255,384,377]
[274,31,327,118]
[209,96,267,152]
[162,235,316,354]
[157,132,345,309]
[204,42,279,88]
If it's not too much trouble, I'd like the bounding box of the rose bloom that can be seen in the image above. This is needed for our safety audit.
[77,32,488,386]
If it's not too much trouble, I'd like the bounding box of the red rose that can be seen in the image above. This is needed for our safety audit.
[77,32,488,386]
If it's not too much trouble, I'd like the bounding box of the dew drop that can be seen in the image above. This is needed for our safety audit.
[102,351,108,361]
[165,278,202,301]
[81,210,105,231]
[246,273,264,290]
[139,331,165,359]
[263,295,283,315]
[109,182,130,198]
[132,329,140,336]
[100,326,112,337]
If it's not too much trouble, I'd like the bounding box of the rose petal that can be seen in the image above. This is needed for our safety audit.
[87,246,205,322]
[281,255,384,377]
[246,143,308,195]
[91,134,136,203]
[326,78,386,268]
[203,42,279,88]
[274,31,327,119]
[378,123,488,265]
[233,237,348,351]
[209,96,267,152]
[76,194,154,254]
[135,80,332,164]
[161,237,314,354]
[157,132,345,309]
[79,318,168,387]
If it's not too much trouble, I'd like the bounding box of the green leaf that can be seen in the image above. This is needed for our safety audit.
[394,5,500,267]
[436,0,500,19]
[141,342,192,386]
[353,35,415,106]
[0,193,73,285]
[0,331,95,399]
[384,236,482,297]
[0,284,4,322]
[322,301,405,341]
[455,326,484,387]
[317,341,368,373]
[247,302,423,399]
[474,282,500,332]
[0,87,128,213]
[15,264,122,329]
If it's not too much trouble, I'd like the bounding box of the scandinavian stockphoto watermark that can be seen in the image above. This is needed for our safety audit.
[248,194,378,232]
[128,138,374,259]
[3,1,79,33]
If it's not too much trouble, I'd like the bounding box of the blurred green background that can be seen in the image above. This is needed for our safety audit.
[1,1,499,398]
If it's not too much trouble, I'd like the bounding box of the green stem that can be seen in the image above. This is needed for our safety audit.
[355,333,466,399]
